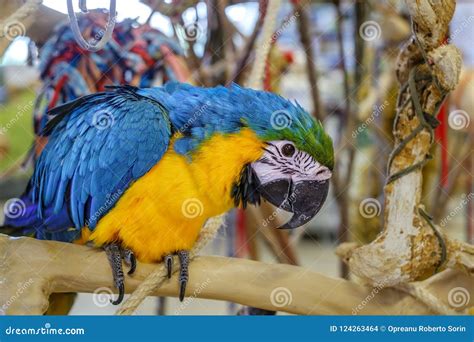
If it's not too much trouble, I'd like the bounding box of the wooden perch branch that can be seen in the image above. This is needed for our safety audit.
[337,0,473,287]
[1,234,472,315]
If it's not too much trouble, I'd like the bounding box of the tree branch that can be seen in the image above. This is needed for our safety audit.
[3,234,472,315]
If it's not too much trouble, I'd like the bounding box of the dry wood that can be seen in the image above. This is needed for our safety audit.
[337,0,473,287]
[1,234,472,315]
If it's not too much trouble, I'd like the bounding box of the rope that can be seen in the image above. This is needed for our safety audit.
[116,215,226,315]
[245,0,282,90]
[0,0,41,36]
[395,283,465,315]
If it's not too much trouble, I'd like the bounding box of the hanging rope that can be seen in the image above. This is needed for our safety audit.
[245,0,282,89]
[67,0,116,52]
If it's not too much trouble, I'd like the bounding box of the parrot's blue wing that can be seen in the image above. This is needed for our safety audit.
[26,86,170,234]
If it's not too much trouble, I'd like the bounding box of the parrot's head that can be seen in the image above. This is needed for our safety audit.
[228,88,334,229]
[248,139,332,229]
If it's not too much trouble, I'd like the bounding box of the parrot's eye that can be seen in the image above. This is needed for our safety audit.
[281,143,296,157]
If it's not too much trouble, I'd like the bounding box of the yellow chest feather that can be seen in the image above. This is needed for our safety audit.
[89,129,264,262]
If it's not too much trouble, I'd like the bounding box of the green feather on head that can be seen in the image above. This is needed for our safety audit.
[258,105,334,170]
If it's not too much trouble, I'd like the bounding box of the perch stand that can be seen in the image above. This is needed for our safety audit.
[1,234,473,315]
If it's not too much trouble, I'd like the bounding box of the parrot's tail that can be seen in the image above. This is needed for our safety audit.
[2,192,78,242]
[1,193,31,237]
[2,194,43,237]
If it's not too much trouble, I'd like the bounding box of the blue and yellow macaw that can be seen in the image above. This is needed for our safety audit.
[3,83,333,304]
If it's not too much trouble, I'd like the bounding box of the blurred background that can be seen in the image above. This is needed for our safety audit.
[0,0,472,315]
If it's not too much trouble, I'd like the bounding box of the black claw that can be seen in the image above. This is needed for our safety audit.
[165,255,173,279]
[111,283,125,305]
[104,243,130,306]
[178,250,189,302]
[128,253,137,275]
[121,248,137,275]
[179,280,187,302]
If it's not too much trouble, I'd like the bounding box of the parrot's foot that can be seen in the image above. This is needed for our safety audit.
[164,254,173,279]
[122,248,137,275]
[163,250,190,302]
[178,250,189,302]
[104,243,136,305]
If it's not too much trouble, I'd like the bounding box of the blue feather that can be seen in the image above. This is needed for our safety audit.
[9,86,171,238]
[6,83,332,242]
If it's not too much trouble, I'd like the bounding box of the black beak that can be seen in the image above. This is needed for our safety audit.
[258,179,329,229]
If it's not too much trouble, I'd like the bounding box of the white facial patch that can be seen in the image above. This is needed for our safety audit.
[251,140,332,185]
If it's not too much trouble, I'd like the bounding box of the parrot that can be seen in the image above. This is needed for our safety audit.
[2,82,334,305]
